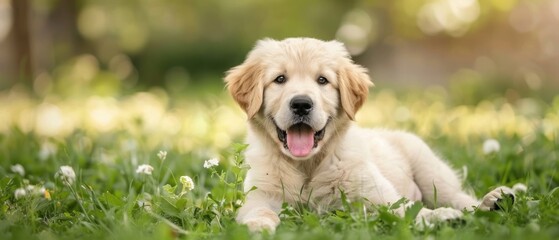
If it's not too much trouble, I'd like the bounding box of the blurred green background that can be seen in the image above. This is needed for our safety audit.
[0,0,558,96]
[0,0,558,152]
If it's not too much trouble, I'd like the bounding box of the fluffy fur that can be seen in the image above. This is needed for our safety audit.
[225,38,515,232]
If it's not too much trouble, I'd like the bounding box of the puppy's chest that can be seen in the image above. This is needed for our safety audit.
[294,161,357,208]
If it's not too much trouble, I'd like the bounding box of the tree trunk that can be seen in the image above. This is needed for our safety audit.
[10,0,33,87]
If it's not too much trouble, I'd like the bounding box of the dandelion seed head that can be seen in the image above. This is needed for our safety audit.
[136,164,154,175]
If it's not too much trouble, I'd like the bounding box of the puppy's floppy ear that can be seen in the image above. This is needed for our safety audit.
[338,62,373,120]
[224,60,264,119]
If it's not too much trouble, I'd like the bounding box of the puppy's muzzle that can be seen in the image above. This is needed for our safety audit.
[290,95,313,116]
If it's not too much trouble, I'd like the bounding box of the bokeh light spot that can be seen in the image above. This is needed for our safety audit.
[78,5,108,39]
[35,103,64,137]
[336,9,375,56]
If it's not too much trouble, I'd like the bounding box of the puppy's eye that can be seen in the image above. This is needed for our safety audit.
[317,76,329,85]
[274,75,286,84]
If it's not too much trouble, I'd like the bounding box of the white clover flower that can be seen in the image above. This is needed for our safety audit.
[26,185,36,192]
[14,185,47,199]
[11,164,25,176]
[56,165,76,185]
[136,164,154,175]
[179,175,195,192]
[157,150,167,161]
[203,157,219,169]
[14,188,27,199]
[25,185,47,197]
[483,139,500,155]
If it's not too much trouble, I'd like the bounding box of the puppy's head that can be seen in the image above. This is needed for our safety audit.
[225,38,372,160]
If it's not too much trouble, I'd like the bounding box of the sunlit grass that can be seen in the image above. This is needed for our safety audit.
[3,86,558,148]
[1,84,558,239]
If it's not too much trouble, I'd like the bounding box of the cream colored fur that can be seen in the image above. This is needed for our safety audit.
[225,38,515,232]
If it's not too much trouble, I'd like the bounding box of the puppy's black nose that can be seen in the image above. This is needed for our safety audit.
[290,95,313,116]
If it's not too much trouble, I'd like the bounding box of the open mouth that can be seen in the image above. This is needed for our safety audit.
[275,121,326,157]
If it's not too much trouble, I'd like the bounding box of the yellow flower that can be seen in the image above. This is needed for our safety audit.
[44,189,51,200]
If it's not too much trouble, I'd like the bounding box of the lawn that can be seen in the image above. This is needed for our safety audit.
[1,83,558,240]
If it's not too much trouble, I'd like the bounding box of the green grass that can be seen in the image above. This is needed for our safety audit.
[1,87,558,240]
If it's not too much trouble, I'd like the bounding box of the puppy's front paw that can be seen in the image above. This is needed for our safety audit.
[417,207,463,223]
[479,186,515,211]
[244,216,279,232]
[415,207,463,229]
[240,207,280,232]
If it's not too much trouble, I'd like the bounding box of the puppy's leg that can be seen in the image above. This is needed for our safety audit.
[351,163,409,213]
[389,133,478,210]
[401,133,516,212]
[415,153,516,212]
[352,164,462,225]
[236,190,282,232]
[359,172,463,226]
[398,140,473,224]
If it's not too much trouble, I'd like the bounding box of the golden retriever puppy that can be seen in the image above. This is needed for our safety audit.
[225,38,515,232]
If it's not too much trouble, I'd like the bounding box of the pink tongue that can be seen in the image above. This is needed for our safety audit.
[287,126,314,157]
